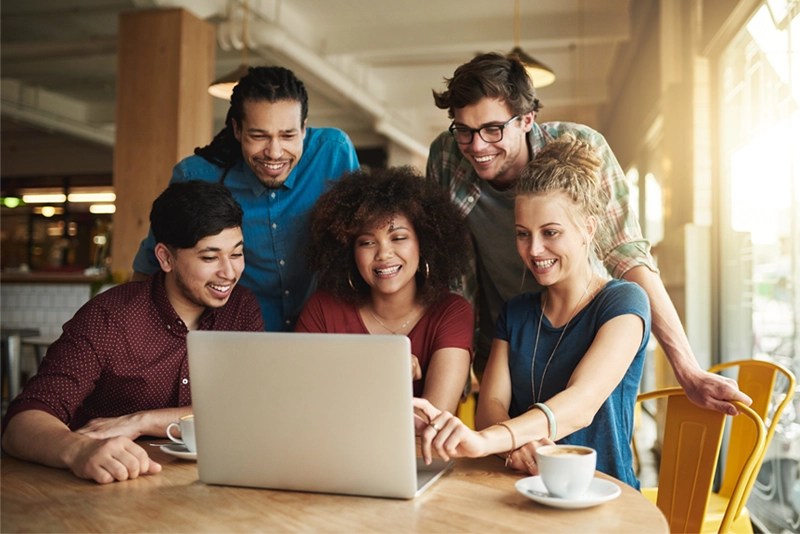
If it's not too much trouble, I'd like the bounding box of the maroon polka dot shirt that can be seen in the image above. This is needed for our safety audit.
[3,271,264,431]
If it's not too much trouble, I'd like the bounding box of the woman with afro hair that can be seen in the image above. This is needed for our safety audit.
[296,166,474,414]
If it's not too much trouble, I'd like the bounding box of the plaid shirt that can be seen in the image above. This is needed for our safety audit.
[426,120,657,306]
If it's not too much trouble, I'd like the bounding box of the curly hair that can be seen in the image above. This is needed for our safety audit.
[516,133,611,256]
[432,52,542,119]
[308,166,471,305]
[194,66,309,175]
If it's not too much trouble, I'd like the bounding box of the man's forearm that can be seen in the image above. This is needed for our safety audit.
[622,265,701,381]
[2,410,86,469]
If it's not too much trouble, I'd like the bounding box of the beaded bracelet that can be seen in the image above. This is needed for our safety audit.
[496,422,517,466]
[533,402,557,441]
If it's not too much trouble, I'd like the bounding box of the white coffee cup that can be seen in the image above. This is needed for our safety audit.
[166,414,196,452]
[534,444,596,499]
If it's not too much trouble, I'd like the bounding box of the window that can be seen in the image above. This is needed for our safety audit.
[718,3,799,531]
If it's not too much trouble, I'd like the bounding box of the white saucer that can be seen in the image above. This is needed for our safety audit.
[515,475,621,509]
[159,443,197,461]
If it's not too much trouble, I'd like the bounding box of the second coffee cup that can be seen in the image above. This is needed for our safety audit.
[166,414,196,452]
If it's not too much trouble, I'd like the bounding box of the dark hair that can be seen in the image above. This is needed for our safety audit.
[516,133,610,256]
[150,180,243,249]
[194,66,309,170]
[308,167,471,305]
[432,52,542,119]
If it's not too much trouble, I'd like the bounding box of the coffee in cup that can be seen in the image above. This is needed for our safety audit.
[534,444,596,499]
[166,414,196,452]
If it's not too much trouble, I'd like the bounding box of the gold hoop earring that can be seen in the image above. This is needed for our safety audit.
[348,271,357,292]
[418,259,430,280]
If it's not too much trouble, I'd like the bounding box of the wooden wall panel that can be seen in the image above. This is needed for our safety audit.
[111,8,214,278]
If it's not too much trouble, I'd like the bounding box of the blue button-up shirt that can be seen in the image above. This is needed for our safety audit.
[132,127,360,331]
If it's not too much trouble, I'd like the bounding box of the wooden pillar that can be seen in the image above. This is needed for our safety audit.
[111,8,215,279]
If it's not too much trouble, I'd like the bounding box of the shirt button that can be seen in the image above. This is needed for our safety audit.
[284,290,290,296]
[181,378,189,385]
[271,223,278,229]
[270,192,276,199]
[279,259,285,266]
[467,195,475,203]
[166,325,172,330]
[285,320,291,325]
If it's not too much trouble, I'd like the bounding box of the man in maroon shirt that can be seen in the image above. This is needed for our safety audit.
[2,181,264,484]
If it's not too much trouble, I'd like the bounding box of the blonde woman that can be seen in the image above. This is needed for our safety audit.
[416,134,651,489]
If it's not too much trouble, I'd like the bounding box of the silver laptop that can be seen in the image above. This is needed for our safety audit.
[187,330,453,499]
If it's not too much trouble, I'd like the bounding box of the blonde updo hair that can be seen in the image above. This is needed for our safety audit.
[515,133,610,257]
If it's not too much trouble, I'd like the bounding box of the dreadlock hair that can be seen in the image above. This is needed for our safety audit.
[194,66,309,173]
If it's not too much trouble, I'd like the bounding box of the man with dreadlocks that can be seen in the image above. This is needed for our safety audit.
[133,66,360,331]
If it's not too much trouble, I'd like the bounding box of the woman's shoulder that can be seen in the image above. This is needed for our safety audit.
[595,279,649,311]
[427,292,473,315]
[602,278,647,297]
[306,290,347,309]
[435,292,470,307]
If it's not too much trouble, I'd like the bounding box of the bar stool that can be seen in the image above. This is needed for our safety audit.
[1,328,40,409]
[21,335,59,367]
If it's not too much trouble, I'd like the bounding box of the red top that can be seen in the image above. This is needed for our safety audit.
[2,271,264,431]
[295,291,473,396]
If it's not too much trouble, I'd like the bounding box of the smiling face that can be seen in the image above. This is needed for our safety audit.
[157,227,245,324]
[353,214,420,300]
[452,97,533,189]
[514,192,595,288]
[233,99,306,188]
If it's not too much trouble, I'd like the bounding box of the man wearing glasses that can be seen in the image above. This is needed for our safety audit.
[426,52,750,416]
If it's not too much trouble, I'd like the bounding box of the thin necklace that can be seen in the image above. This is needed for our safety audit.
[530,276,596,405]
[369,308,421,335]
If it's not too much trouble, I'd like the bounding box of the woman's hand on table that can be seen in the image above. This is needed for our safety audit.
[505,438,554,475]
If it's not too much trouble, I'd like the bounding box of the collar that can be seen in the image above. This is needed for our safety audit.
[150,271,218,334]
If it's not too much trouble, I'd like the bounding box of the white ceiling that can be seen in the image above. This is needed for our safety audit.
[1,0,632,160]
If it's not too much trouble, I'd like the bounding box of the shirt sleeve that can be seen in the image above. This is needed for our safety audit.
[2,303,110,428]
[425,135,443,184]
[238,288,265,332]
[324,129,360,178]
[294,292,329,333]
[577,128,658,278]
[430,295,474,357]
[596,282,652,352]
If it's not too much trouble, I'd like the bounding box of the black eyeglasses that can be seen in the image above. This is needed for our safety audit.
[448,115,521,144]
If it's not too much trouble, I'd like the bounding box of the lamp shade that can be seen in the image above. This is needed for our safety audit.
[208,63,251,100]
[509,46,555,88]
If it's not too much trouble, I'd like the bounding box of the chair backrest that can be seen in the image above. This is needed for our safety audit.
[707,359,796,519]
[637,387,765,533]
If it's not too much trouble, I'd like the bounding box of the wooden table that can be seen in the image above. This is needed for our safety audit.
[1,445,668,532]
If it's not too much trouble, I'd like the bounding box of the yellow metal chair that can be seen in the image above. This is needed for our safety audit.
[636,387,765,533]
[699,359,796,533]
